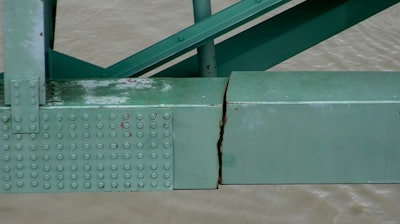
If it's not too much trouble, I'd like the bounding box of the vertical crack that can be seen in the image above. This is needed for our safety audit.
[217,81,229,187]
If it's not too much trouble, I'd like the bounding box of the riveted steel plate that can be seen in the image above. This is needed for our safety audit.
[0,108,173,193]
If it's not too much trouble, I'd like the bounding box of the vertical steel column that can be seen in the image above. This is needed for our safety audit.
[2,0,46,133]
[192,0,217,77]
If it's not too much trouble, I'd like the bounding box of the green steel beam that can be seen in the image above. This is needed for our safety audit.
[155,0,400,77]
[106,0,290,78]
[2,0,46,105]
[0,77,227,193]
[222,72,400,184]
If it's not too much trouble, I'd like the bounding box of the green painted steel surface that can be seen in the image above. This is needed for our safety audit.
[156,0,400,77]
[0,78,225,193]
[2,0,46,105]
[48,50,106,79]
[222,72,400,184]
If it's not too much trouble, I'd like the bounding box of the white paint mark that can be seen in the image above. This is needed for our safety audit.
[115,79,155,90]
[162,83,172,92]
[84,96,128,105]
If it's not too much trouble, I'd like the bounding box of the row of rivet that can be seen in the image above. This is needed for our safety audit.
[2,163,171,172]
[2,131,171,140]
[3,171,172,181]
[1,142,171,150]
[2,152,171,162]
[38,113,171,122]
[3,181,172,190]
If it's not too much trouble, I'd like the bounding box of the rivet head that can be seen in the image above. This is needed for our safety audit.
[4,184,11,190]
[151,164,158,170]
[151,173,158,179]
[138,182,145,188]
[97,173,104,179]
[83,114,89,121]
[97,165,104,171]
[111,182,118,188]
[44,183,51,189]
[111,173,118,179]
[16,154,23,161]
[71,183,78,189]
[3,155,10,162]
[137,173,144,179]
[163,113,170,120]
[2,125,9,131]
[69,114,76,121]
[56,114,63,121]
[110,132,117,138]
[151,143,157,149]
[136,123,144,129]
[124,173,131,179]
[58,183,64,189]
[71,174,78,180]
[97,154,104,160]
[137,164,144,170]
[17,181,24,188]
[3,174,11,181]
[164,142,171,149]
[57,174,64,180]
[110,154,117,159]
[70,165,78,171]
[124,182,132,188]
[31,172,38,178]
[3,134,9,140]
[15,126,22,131]
[110,114,117,121]
[31,181,38,187]
[96,114,103,121]
[150,122,157,129]
[137,143,144,149]
[70,154,77,160]
[98,182,105,188]
[111,164,118,171]
[164,182,171,188]
[30,155,37,161]
[43,165,50,171]
[3,166,10,172]
[165,172,171,179]
[123,143,130,149]
[1,116,9,122]
[84,174,91,180]
[124,164,131,171]
[84,165,91,171]
[137,153,144,159]
[151,182,158,188]
[136,114,143,120]
[16,163,24,170]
